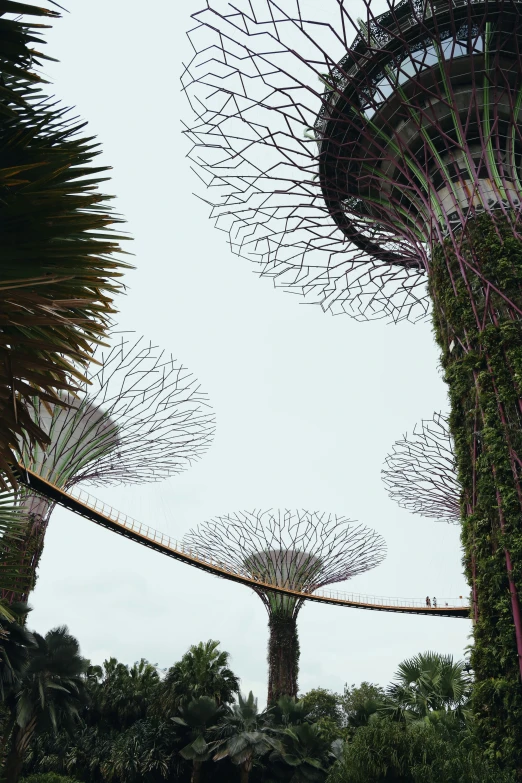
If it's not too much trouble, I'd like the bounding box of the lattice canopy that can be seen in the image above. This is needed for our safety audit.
[382,413,461,523]
[17,335,215,488]
[183,0,522,320]
[184,509,386,617]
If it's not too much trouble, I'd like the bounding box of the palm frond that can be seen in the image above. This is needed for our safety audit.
[0,2,131,488]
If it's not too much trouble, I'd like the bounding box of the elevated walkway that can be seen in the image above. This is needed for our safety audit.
[16,466,470,619]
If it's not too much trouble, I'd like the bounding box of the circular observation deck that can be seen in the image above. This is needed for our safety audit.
[316,0,522,264]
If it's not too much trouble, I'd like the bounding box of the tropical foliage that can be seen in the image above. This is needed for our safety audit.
[158,640,240,713]
[20,776,81,783]
[0,617,507,783]
[327,716,513,783]
[379,651,470,721]
[0,1,130,486]
[3,624,89,783]
[211,691,277,782]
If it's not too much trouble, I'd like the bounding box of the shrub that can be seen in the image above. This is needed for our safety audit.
[20,774,81,783]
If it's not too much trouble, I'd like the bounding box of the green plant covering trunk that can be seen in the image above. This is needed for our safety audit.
[267,612,300,705]
[0,493,53,607]
[430,213,522,776]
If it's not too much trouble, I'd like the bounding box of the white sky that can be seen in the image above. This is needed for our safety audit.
[30,0,470,704]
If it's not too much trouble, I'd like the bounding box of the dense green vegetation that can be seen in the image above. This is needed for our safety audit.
[0,609,513,783]
[431,213,522,772]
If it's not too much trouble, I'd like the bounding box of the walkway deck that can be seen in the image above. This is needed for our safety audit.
[15,466,470,619]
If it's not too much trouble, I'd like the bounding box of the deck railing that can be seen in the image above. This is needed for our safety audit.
[54,480,467,612]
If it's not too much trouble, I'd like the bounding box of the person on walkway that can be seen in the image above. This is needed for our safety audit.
[426,596,431,607]
[433,597,437,607]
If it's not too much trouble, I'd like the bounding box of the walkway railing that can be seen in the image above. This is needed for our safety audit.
[16,466,470,619]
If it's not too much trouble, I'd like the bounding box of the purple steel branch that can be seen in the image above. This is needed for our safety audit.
[183,0,522,319]
[383,413,460,524]
[183,509,386,616]
[3,335,215,605]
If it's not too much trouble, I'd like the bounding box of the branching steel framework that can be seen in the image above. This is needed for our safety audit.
[3,335,215,604]
[183,0,522,320]
[383,413,460,523]
[184,510,385,703]
[184,0,522,765]
[19,335,215,488]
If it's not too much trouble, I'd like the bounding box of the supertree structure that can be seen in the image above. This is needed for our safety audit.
[2,335,215,605]
[382,413,460,524]
[183,0,522,765]
[183,510,386,704]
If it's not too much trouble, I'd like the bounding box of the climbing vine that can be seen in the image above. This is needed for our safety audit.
[430,213,522,775]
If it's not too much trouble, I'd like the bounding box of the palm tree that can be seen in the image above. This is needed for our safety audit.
[0,2,129,486]
[174,696,223,783]
[0,603,35,767]
[109,717,179,783]
[268,722,330,782]
[3,625,89,783]
[0,605,34,702]
[341,682,385,730]
[160,640,240,713]
[89,657,159,730]
[266,695,311,728]
[382,652,471,722]
[212,691,278,783]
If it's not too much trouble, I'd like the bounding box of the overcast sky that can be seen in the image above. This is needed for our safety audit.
[29,0,471,703]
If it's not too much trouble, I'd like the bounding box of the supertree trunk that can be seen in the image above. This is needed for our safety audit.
[430,213,522,769]
[1,492,54,607]
[267,613,300,705]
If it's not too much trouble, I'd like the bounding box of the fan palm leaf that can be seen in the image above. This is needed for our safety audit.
[4,624,89,783]
[0,1,131,488]
[381,652,471,721]
[211,692,278,782]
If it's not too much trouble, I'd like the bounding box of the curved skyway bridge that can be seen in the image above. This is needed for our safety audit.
[15,467,469,619]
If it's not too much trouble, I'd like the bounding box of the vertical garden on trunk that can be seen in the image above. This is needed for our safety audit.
[267,612,300,704]
[431,214,522,766]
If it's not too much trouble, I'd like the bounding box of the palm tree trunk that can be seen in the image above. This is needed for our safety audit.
[192,759,202,783]
[240,762,250,783]
[4,718,36,783]
[267,612,299,705]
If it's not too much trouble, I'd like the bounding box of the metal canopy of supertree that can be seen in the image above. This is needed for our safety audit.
[184,0,522,321]
[184,1,522,765]
[3,335,215,604]
[383,413,460,523]
[183,510,386,704]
